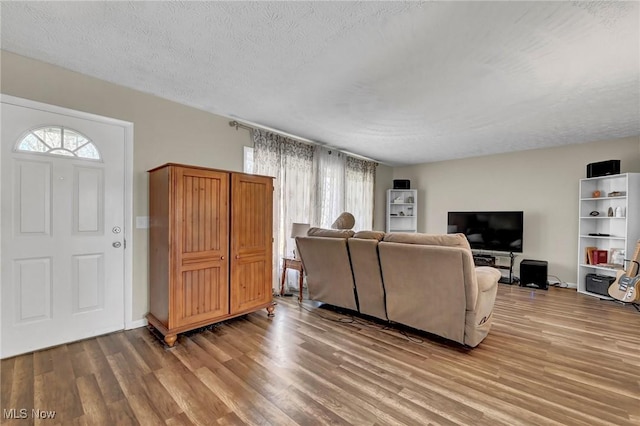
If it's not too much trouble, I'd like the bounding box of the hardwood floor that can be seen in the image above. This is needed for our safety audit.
[2,284,639,425]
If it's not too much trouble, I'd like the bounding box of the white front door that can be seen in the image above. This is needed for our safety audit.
[1,101,126,358]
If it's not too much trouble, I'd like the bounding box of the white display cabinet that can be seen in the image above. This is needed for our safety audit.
[386,189,418,233]
[577,173,640,298]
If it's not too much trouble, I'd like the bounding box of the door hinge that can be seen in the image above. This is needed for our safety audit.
[124,238,127,249]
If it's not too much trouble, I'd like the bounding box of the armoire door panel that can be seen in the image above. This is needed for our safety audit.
[231,258,270,313]
[175,167,228,257]
[174,262,228,327]
[231,175,272,256]
[231,173,273,314]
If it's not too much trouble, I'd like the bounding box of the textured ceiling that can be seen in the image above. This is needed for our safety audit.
[1,1,639,165]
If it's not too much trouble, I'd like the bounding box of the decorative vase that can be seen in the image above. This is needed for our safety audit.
[592,190,601,198]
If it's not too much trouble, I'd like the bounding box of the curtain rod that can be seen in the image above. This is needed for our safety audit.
[229,119,316,145]
[228,119,380,165]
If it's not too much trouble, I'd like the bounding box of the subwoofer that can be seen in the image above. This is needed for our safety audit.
[520,259,548,290]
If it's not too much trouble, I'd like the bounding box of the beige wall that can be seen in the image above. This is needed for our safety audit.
[393,137,640,283]
[1,51,251,320]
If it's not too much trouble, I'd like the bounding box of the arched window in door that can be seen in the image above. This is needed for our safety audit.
[15,126,101,160]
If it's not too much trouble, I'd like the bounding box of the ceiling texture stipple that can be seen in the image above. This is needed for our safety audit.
[1,1,638,166]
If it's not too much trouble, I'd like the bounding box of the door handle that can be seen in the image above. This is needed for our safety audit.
[112,242,122,248]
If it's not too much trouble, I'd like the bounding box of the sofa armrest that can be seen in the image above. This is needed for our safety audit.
[464,267,500,347]
[475,267,501,293]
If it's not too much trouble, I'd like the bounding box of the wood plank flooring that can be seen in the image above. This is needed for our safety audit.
[2,284,639,425]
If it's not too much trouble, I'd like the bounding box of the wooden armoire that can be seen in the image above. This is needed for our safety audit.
[146,164,274,346]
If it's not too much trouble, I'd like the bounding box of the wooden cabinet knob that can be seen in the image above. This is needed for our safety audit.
[220,256,225,260]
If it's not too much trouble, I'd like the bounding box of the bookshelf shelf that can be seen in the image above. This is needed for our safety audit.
[579,235,625,240]
[579,217,626,220]
[580,196,627,201]
[578,263,622,272]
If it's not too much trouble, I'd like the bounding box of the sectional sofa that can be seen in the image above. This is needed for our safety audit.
[295,228,501,347]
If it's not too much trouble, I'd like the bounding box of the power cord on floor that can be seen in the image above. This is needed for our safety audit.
[295,299,424,344]
[547,275,569,288]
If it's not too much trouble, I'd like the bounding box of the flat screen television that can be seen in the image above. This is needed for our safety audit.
[447,211,523,253]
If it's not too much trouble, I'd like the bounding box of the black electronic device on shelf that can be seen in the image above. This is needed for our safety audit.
[473,254,495,267]
[585,273,616,296]
[393,179,410,189]
[586,160,620,178]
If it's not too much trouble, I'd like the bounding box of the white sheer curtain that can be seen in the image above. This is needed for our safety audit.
[252,130,314,292]
[345,157,377,231]
[252,129,377,291]
[313,147,346,229]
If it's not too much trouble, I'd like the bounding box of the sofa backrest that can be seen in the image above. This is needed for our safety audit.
[295,228,358,311]
[383,232,472,250]
[348,231,387,320]
[382,232,477,308]
[378,233,478,345]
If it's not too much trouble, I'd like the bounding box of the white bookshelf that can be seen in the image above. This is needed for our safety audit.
[577,173,640,298]
[386,189,417,233]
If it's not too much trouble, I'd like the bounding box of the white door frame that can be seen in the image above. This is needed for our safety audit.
[0,94,137,330]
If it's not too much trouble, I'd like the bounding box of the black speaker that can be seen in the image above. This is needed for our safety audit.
[520,259,548,290]
[393,179,410,189]
[587,160,620,178]
[585,273,615,296]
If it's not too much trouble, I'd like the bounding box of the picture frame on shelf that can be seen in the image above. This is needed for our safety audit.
[609,248,625,266]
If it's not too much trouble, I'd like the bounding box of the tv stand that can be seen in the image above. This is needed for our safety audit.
[473,251,516,284]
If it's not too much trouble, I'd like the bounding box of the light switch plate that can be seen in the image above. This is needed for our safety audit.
[136,216,149,229]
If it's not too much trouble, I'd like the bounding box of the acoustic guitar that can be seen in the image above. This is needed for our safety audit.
[608,240,640,302]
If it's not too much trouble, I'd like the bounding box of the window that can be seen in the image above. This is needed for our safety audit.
[252,129,377,291]
[243,146,254,173]
[16,126,101,160]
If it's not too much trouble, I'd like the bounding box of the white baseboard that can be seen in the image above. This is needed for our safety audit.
[125,318,148,330]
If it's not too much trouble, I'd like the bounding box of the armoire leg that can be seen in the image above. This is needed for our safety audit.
[266,304,275,317]
[164,334,177,347]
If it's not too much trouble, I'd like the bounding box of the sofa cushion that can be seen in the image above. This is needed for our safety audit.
[353,230,385,241]
[348,237,387,320]
[307,227,355,238]
[383,232,471,250]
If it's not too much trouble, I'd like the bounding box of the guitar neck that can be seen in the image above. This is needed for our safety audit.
[627,240,640,277]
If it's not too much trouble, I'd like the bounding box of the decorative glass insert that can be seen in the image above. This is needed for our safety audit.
[16,126,101,160]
